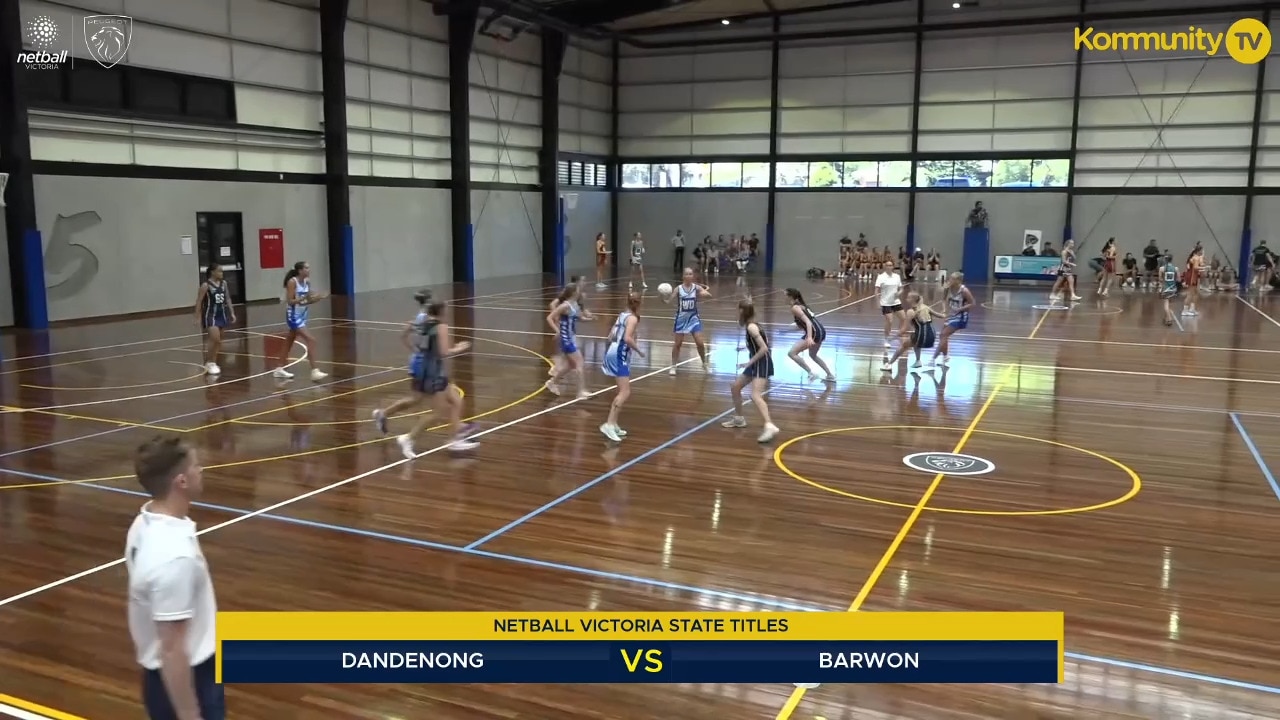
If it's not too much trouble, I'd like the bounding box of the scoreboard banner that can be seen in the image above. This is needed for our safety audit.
[216,612,1064,685]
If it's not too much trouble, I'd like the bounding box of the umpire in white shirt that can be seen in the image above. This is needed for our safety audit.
[126,435,223,720]
[671,230,685,272]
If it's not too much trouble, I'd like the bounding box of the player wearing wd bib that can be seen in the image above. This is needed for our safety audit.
[665,267,711,375]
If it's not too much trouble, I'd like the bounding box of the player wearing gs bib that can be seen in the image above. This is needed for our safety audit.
[627,232,648,290]
[371,293,477,457]
[784,288,835,383]
[665,267,711,375]
[933,273,974,367]
[884,291,935,371]
[194,264,236,376]
[273,261,329,382]
[600,293,645,442]
[1158,253,1182,326]
[722,300,779,443]
[546,283,594,399]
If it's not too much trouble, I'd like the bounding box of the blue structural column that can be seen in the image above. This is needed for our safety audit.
[962,227,990,283]
[0,0,48,329]
[904,0,923,255]
[448,5,478,284]
[540,30,567,285]
[764,15,780,275]
[320,0,354,297]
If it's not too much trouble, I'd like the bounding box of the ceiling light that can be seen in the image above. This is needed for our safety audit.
[721,18,730,25]
[952,2,960,7]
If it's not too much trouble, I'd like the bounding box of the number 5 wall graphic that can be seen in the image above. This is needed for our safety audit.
[44,211,101,301]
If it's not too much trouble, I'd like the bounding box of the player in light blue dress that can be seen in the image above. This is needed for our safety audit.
[664,267,712,375]
[273,260,329,382]
[547,276,587,378]
[546,282,594,399]
[933,272,974,367]
[600,293,644,442]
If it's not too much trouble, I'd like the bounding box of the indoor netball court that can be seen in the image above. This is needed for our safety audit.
[2,275,1279,719]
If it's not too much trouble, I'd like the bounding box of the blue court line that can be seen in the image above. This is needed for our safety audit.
[463,399,750,550]
[0,368,397,459]
[1230,412,1280,501]
[3,464,1279,697]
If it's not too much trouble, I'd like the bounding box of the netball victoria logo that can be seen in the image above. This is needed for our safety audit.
[19,15,68,69]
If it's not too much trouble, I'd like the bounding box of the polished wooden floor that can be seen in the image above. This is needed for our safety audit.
[2,271,1280,719]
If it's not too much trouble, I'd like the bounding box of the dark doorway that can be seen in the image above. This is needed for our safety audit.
[196,212,246,304]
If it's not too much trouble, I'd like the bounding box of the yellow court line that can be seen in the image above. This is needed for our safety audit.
[0,342,204,376]
[20,362,208,391]
[0,405,185,433]
[774,309,1051,719]
[173,347,403,373]
[0,693,88,720]
[774,425,1141,516]
[0,339,553,491]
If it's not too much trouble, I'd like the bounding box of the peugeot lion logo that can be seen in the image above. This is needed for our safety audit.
[84,15,132,69]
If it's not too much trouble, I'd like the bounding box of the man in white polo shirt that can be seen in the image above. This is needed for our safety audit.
[125,435,222,720]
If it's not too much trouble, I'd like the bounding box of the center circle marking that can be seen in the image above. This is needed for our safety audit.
[902,452,995,476]
[774,426,1141,516]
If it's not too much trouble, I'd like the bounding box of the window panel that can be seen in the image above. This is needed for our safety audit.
[917,159,992,187]
[711,162,742,188]
[1033,159,1069,187]
[878,161,911,187]
[808,161,841,187]
[621,163,651,188]
[652,163,680,187]
[584,163,596,186]
[558,160,571,184]
[570,162,584,185]
[594,164,608,186]
[742,162,770,188]
[681,162,710,188]
[776,162,808,188]
[841,161,878,187]
[69,64,124,109]
[184,77,231,120]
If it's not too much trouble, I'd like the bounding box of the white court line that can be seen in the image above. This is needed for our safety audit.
[0,701,55,720]
[0,319,287,363]
[0,355,698,608]
[13,334,309,413]
[815,294,874,317]
[1236,294,1280,330]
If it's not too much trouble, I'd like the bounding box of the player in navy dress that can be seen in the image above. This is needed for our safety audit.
[884,291,936,371]
[600,293,645,442]
[545,283,594,399]
[273,261,329,382]
[194,264,236,376]
[933,273,974,366]
[784,288,835,383]
[722,300,779,443]
[371,292,477,458]
[664,267,712,375]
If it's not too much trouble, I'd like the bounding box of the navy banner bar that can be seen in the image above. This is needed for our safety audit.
[221,640,1058,684]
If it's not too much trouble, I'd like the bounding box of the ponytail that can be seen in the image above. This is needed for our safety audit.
[283,261,305,288]
[785,288,805,306]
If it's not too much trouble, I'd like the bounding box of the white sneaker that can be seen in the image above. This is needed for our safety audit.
[595,282,607,289]
[544,380,561,396]
[450,438,478,452]
[881,363,891,371]
[883,339,891,348]
[600,423,622,442]
[668,366,677,376]
[643,282,649,289]
[576,390,591,400]
[1071,295,1082,301]
[757,423,779,443]
[615,427,628,437]
[206,362,221,376]
[273,367,294,379]
[721,416,747,429]
[310,369,328,381]
[397,434,415,459]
